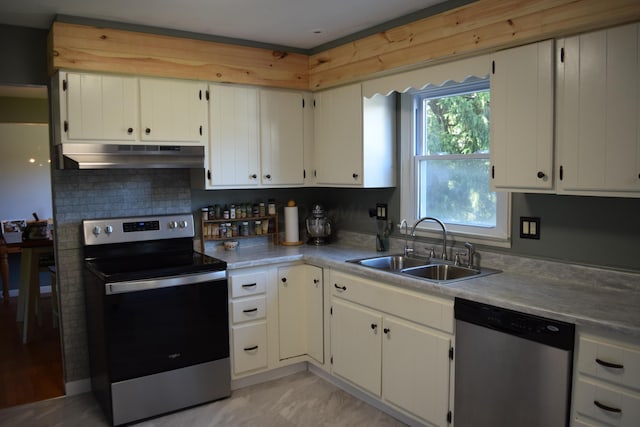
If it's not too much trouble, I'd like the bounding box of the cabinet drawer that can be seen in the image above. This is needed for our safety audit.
[578,336,640,390]
[230,296,266,324]
[229,271,267,298]
[232,322,267,374]
[574,378,640,427]
[331,270,454,334]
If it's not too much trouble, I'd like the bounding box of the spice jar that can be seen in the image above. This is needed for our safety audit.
[259,202,266,217]
[268,200,276,216]
[240,222,249,236]
[255,220,262,235]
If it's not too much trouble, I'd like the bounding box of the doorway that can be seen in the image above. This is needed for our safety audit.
[0,87,65,408]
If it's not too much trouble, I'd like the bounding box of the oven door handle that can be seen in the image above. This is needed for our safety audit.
[105,270,227,295]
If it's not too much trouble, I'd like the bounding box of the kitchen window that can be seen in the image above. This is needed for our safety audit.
[400,77,510,246]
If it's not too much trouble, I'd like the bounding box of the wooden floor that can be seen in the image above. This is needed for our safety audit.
[0,296,65,409]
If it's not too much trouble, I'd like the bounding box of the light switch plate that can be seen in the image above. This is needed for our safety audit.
[520,217,540,239]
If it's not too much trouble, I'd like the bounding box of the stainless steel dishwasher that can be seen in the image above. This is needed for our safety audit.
[453,298,575,427]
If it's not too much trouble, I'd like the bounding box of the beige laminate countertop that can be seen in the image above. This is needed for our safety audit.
[205,241,640,340]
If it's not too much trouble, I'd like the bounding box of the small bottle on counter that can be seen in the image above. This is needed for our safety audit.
[259,202,266,217]
[226,223,234,238]
[230,204,236,219]
[219,223,227,238]
[255,220,262,235]
[223,206,230,220]
[268,199,276,216]
[201,207,209,221]
[240,222,249,236]
[213,204,221,219]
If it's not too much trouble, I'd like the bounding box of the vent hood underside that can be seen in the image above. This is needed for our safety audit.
[57,143,205,169]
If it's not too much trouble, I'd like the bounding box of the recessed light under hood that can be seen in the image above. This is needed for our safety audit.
[57,143,205,169]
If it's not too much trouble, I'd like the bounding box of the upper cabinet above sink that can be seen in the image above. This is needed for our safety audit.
[313,83,396,188]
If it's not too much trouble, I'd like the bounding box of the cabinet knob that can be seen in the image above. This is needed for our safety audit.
[281,277,287,283]
[127,127,133,134]
[370,323,378,331]
[383,328,390,334]
[313,279,319,284]
[250,174,257,179]
[352,173,359,179]
[145,128,151,135]
[537,171,546,179]
[264,174,271,180]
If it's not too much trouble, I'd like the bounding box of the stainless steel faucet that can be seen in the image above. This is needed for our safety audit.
[464,242,475,268]
[400,219,411,256]
[410,217,448,260]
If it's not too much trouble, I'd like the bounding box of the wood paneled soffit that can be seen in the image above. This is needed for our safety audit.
[49,22,309,90]
[49,0,640,91]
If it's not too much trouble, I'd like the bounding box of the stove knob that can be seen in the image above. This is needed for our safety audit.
[105,225,113,235]
[168,221,178,229]
[92,225,101,236]
[179,220,188,229]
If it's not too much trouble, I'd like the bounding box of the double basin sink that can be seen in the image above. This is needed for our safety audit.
[347,254,500,284]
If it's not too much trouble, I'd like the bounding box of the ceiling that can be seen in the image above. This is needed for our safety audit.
[0,0,456,51]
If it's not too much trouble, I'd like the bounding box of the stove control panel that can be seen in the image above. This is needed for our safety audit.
[83,214,195,245]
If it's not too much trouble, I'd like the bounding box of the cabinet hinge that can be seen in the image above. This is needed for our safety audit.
[199,125,203,136]
[330,356,333,365]
[330,306,333,316]
[491,165,495,179]
[449,347,454,360]
[207,169,211,180]
[62,79,67,91]
[199,90,202,100]
[313,99,316,108]
[447,411,452,424]
[206,90,210,101]
[491,60,495,74]
[63,120,68,133]
[559,165,564,181]
[302,98,305,108]
[560,47,565,63]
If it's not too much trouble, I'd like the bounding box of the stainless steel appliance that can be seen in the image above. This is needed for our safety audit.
[454,298,575,427]
[82,214,230,426]
[305,202,332,245]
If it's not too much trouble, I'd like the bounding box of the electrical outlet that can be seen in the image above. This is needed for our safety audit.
[520,217,540,239]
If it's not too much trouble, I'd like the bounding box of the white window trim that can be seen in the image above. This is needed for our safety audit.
[399,90,512,248]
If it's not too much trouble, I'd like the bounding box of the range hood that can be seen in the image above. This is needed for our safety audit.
[57,143,205,169]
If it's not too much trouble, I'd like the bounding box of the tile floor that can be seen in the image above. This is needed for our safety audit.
[0,370,407,426]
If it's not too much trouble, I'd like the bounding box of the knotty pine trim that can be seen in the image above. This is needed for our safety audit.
[49,22,309,90]
[48,0,640,91]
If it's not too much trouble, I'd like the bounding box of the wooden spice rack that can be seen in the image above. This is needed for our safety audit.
[201,213,278,251]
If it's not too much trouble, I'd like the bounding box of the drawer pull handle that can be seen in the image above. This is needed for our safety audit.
[334,283,346,291]
[242,283,257,288]
[593,400,622,414]
[242,308,258,313]
[595,358,624,369]
[243,345,259,352]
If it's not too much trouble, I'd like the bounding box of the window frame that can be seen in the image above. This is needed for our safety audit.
[400,80,511,248]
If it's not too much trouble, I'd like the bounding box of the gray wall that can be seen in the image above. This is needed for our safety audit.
[0,24,48,86]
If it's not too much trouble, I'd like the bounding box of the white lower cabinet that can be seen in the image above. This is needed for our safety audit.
[232,322,268,374]
[330,270,454,426]
[572,332,640,427]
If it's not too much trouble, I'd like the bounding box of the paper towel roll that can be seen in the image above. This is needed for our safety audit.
[284,206,299,243]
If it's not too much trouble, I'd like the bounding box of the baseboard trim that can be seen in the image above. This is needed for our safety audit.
[230,362,307,390]
[64,378,91,396]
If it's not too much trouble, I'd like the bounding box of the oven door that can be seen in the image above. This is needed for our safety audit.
[103,271,229,382]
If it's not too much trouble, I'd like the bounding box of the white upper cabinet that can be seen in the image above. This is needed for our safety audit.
[313,83,395,187]
[490,40,555,192]
[556,23,640,196]
[260,89,305,186]
[56,72,207,147]
[139,77,207,144]
[59,72,138,143]
[207,84,260,188]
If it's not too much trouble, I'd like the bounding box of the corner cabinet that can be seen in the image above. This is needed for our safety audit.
[202,84,307,189]
[53,71,207,146]
[556,23,640,197]
[330,270,454,426]
[313,83,396,187]
[490,40,555,192]
[277,265,323,363]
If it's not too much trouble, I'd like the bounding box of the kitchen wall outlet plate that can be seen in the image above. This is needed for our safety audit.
[375,203,387,220]
[520,217,540,239]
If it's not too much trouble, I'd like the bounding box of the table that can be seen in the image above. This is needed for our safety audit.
[1,237,54,343]
[0,236,21,302]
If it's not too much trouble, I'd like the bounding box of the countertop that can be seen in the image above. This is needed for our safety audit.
[205,239,640,340]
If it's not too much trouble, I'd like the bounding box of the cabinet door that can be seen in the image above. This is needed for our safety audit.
[208,84,260,187]
[557,23,640,195]
[260,89,304,186]
[305,265,324,364]
[277,265,324,362]
[139,78,207,144]
[278,265,307,360]
[490,40,555,191]
[382,316,452,426]
[64,73,137,142]
[314,83,363,185]
[331,298,381,396]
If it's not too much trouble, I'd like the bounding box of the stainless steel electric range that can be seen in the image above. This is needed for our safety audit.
[82,213,230,426]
